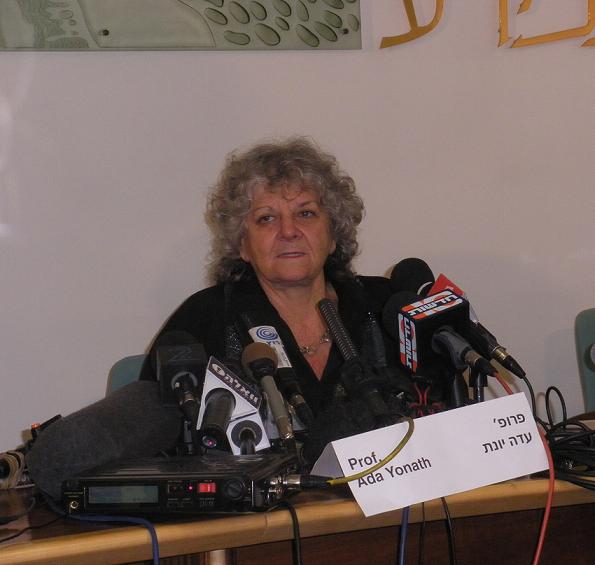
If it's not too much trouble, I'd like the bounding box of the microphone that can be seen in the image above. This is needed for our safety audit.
[361,312,388,369]
[241,342,295,447]
[390,257,435,296]
[25,380,183,500]
[382,290,491,374]
[432,327,495,376]
[360,311,415,397]
[391,258,526,378]
[317,299,393,427]
[242,315,314,428]
[383,290,495,407]
[302,393,395,464]
[199,388,236,450]
[428,272,526,378]
[465,321,526,378]
[155,331,207,425]
[196,356,269,455]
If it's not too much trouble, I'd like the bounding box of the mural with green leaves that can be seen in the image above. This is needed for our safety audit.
[0,0,361,50]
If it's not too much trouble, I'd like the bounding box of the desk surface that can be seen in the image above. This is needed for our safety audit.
[1,479,595,565]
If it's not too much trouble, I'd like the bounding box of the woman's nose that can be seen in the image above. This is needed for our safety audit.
[279,214,300,239]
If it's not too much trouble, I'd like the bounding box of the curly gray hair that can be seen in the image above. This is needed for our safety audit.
[205,137,364,284]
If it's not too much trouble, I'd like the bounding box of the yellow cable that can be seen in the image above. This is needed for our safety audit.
[327,416,415,486]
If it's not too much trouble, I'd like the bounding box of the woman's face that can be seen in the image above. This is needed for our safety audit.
[240,184,336,289]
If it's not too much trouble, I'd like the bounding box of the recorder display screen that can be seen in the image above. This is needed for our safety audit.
[88,485,158,504]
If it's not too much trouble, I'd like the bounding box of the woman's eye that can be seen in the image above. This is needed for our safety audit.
[256,214,274,224]
[299,210,316,218]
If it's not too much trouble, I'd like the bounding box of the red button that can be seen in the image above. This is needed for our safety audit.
[198,482,216,494]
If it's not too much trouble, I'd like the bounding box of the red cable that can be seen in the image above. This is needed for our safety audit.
[494,371,514,395]
[423,386,430,405]
[533,427,555,565]
[494,370,555,565]
[413,383,424,404]
[412,384,425,417]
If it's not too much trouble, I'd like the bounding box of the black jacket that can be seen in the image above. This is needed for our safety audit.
[141,273,400,415]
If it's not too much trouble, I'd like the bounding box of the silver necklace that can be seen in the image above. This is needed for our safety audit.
[298,329,332,356]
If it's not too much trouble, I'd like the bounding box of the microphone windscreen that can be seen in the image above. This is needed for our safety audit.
[241,342,278,373]
[156,333,207,407]
[302,397,376,465]
[146,329,203,378]
[317,298,358,361]
[390,258,435,296]
[302,393,407,465]
[382,291,420,341]
[156,330,198,346]
[26,380,182,500]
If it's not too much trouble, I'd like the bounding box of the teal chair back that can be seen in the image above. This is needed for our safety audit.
[575,309,595,412]
[106,354,146,395]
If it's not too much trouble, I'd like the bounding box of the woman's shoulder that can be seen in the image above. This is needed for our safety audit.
[178,283,226,306]
[355,274,392,302]
[333,274,392,314]
[355,274,391,290]
[161,283,226,328]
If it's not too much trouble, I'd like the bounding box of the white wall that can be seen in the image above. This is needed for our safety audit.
[1,1,594,451]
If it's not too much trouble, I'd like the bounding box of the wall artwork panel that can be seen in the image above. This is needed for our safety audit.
[0,0,361,50]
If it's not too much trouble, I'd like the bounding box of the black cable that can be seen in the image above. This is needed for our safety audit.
[539,386,595,491]
[545,386,566,426]
[417,501,426,565]
[553,472,595,490]
[269,500,302,565]
[513,372,554,431]
[0,516,62,544]
[0,492,37,526]
[549,421,592,441]
[440,497,457,565]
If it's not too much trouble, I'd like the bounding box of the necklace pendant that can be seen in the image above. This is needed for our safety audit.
[298,329,331,356]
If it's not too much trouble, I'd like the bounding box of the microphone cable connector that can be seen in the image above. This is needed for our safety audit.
[270,474,332,492]
[463,350,496,376]
[491,346,526,378]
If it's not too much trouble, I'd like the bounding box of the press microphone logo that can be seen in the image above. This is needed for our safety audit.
[197,357,270,455]
[399,314,418,372]
[207,359,260,408]
[403,290,463,320]
[248,325,292,368]
[254,326,278,341]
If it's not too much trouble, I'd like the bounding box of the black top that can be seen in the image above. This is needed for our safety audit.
[140,272,399,415]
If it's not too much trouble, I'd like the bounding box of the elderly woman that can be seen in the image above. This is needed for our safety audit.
[142,137,403,442]
[25,139,407,499]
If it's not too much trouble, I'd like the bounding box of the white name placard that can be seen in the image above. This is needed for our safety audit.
[312,393,548,517]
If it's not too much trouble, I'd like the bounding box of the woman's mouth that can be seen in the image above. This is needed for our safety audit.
[278,251,305,258]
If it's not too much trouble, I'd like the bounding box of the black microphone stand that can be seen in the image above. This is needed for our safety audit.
[468,364,489,404]
[450,370,471,408]
[174,376,203,456]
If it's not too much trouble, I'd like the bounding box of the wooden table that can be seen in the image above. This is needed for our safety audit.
[1,479,595,564]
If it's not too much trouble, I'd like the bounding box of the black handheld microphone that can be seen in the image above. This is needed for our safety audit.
[199,389,236,450]
[241,342,295,446]
[382,290,495,407]
[465,322,526,378]
[390,257,435,296]
[196,357,268,454]
[155,331,207,426]
[26,380,183,500]
[317,299,393,427]
[432,327,495,376]
[390,258,526,378]
[382,290,493,375]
